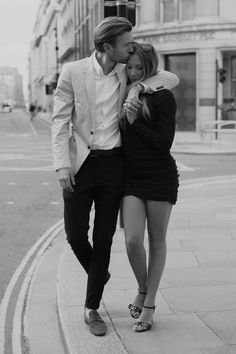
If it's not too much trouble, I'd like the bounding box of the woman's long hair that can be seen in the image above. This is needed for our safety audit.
[120,43,159,126]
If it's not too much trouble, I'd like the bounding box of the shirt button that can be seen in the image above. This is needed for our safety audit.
[90,131,94,135]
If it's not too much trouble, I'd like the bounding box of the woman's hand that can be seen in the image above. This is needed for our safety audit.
[124,97,142,124]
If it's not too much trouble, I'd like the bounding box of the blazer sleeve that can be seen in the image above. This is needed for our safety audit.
[130,90,176,153]
[141,70,179,91]
[51,63,74,171]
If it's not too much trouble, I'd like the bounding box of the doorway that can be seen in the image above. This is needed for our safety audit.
[165,53,196,131]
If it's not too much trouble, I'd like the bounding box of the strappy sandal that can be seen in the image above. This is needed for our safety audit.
[128,289,147,319]
[133,305,155,332]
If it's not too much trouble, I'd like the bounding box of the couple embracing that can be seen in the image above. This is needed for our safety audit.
[52,16,179,337]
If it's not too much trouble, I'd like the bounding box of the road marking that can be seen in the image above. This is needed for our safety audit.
[29,122,37,136]
[0,219,63,354]
[51,202,60,205]
[6,201,15,205]
[0,166,53,171]
[176,161,200,172]
[12,221,64,354]
[42,182,50,185]
[8,182,16,185]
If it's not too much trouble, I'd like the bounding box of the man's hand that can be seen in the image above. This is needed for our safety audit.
[124,97,142,124]
[57,167,75,192]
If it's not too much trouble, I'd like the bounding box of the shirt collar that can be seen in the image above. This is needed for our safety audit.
[92,51,124,77]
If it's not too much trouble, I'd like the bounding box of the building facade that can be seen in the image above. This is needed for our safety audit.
[29,0,236,133]
[133,0,236,131]
[0,67,24,108]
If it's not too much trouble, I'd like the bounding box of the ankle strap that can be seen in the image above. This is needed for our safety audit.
[138,288,147,295]
[143,305,155,309]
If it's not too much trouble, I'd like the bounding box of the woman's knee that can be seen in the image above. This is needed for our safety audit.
[149,238,166,252]
[125,233,144,252]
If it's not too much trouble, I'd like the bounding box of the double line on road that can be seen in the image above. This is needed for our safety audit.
[0,219,64,354]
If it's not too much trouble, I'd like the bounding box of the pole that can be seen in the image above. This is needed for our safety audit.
[54,22,59,83]
[215,59,218,140]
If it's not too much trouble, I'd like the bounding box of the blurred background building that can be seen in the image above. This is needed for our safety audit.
[28,0,236,133]
[0,67,25,108]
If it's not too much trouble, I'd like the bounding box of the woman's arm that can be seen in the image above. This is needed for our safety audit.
[127,70,179,101]
[130,90,177,152]
[141,70,179,91]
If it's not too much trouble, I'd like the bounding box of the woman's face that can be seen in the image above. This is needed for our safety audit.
[126,54,144,83]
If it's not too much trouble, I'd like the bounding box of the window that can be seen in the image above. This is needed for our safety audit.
[197,0,219,17]
[162,0,175,23]
[181,0,195,21]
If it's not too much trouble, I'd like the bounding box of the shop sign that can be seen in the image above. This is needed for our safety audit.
[145,30,215,44]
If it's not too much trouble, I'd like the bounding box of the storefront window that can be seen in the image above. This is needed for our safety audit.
[181,0,196,21]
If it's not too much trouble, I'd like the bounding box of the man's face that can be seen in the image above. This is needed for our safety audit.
[108,32,134,64]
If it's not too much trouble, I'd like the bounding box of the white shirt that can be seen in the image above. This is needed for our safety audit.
[91,52,124,150]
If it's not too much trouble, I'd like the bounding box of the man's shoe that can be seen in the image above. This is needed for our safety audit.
[84,309,107,336]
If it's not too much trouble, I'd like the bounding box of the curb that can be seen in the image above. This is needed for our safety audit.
[0,219,64,354]
[56,244,128,354]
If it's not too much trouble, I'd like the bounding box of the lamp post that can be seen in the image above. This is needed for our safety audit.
[54,22,59,85]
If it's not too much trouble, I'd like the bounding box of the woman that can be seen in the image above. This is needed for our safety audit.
[120,43,179,332]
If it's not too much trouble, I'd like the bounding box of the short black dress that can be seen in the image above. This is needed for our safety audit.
[120,89,179,204]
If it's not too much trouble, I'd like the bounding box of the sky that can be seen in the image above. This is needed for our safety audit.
[0,0,40,93]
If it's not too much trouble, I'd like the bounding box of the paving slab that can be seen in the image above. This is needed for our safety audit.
[164,266,236,287]
[162,285,236,312]
[167,227,232,240]
[165,251,199,268]
[199,310,236,345]
[60,306,127,354]
[194,250,236,266]
[111,314,222,354]
[201,345,236,354]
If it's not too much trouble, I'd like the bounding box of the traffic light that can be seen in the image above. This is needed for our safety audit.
[104,0,136,26]
[218,68,226,83]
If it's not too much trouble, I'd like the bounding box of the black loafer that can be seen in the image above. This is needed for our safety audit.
[84,309,107,336]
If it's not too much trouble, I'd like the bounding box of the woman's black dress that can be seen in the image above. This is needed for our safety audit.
[120,89,179,205]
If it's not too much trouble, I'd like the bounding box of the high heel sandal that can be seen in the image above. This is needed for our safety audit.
[128,289,147,319]
[133,305,156,332]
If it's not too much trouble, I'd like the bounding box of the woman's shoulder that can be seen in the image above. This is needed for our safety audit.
[145,89,176,106]
[152,88,174,99]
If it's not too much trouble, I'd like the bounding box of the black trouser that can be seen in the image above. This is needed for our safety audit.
[63,149,124,309]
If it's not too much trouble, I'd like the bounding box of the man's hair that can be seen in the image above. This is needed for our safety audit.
[94,17,132,52]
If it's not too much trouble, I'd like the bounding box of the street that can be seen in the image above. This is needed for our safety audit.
[0,109,236,353]
[1,109,236,305]
[0,109,63,304]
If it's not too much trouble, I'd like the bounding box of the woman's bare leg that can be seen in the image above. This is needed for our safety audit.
[139,201,172,325]
[123,196,147,308]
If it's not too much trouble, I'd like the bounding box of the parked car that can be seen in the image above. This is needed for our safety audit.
[2,101,12,113]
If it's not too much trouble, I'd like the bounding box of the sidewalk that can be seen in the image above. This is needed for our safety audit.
[57,176,236,354]
[172,132,236,154]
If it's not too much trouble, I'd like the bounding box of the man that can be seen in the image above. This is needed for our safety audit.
[52,16,179,336]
